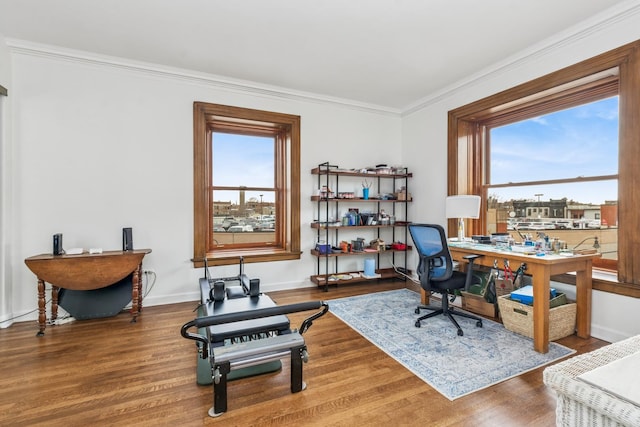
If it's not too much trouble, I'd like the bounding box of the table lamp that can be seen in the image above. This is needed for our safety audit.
[573,236,600,250]
[446,195,481,241]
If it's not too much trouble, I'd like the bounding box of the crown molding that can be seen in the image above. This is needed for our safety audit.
[401,0,640,116]
[5,38,401,117]
[6,0,640,119]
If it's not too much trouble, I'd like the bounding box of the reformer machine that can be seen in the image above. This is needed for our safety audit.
[181,258,328,417]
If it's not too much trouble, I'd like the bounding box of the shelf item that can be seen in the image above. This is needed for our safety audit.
[311,162,412,291]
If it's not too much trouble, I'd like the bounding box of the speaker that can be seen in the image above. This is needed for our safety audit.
[122,227,133,251]
[53,233,63,255]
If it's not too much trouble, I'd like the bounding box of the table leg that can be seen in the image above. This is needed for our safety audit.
[575,260,593,338]
[131,265,140,322]
[37,279,46,336]
[137,264,143,312]
[531,264,551,354]
[51,286,59,322]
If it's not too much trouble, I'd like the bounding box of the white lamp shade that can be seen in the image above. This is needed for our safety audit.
[446,195,481,219]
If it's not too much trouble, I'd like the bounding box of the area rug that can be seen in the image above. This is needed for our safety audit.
[328,288,575,400]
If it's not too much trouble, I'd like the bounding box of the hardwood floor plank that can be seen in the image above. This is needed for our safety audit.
[0,280,608,426]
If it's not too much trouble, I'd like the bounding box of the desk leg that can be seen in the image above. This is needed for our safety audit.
[530,264,551,354]
[131,264,141,322]
[575,261,593,339]
[37,279,46,336]
[420,289,429,305]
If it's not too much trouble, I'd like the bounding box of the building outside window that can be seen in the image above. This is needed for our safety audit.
[487,96,618,264]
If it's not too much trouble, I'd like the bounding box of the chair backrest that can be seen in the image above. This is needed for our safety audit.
[408,223,454,288]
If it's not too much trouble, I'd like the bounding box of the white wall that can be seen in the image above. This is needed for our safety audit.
[4,45,401,322]
[0,32,12,327]
[0,33,9,84]
[402,8,640,343]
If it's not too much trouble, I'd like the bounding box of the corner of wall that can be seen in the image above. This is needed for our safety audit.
[0,31,13,325]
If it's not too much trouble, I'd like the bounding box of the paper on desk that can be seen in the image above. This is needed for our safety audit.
[577,351,640,407]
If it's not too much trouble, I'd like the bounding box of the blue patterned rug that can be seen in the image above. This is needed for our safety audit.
[328,288,575,400]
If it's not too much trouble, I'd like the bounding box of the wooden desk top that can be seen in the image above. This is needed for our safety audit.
[448,242,601,265]
[25,249,152,290]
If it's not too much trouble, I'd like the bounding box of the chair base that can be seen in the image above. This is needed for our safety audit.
[414,302,483,336]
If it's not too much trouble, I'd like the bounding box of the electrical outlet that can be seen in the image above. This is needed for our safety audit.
[144,269,156,276]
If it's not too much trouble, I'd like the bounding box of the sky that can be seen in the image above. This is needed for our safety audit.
[210,96,620,207]
[490,96,619,205]
[212,133,275,204]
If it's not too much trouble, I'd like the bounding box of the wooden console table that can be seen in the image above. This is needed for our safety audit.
[24,249,152,336]
[441,243,600,354]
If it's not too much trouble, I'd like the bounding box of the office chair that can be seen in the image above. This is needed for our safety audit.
[408,223,484,336]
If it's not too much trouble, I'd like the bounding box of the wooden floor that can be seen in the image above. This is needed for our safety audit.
[0,281,608,426]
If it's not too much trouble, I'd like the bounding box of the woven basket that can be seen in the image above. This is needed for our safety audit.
[497,294,576,341]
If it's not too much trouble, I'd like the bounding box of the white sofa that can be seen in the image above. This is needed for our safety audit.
[543,335,640,427]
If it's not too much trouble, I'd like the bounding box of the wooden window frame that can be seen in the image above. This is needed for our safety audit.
[448,40,640,298]
[193,102,301,267]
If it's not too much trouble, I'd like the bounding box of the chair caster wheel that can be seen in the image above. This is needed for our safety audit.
[415,308,420,314]
[476,321,483,328]
[415,321,421,328]
[457,329,464,336]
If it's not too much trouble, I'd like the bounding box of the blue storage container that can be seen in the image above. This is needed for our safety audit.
[509,285,556,305]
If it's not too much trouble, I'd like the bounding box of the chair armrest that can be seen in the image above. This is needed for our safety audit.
[462,254,484,291]
[462,254,483,264]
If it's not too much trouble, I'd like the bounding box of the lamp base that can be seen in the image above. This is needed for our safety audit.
[457,218,465,241]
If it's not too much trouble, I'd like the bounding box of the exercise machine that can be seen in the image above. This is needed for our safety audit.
[181,258,328,417]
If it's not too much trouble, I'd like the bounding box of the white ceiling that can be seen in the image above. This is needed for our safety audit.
[0,0,634,112]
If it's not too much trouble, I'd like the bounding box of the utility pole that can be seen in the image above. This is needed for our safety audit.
[259,194,263,217]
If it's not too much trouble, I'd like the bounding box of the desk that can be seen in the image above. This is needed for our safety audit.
[24,249,152,335]
[431,243,599,354]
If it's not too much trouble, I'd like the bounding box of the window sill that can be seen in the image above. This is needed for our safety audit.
[192,248,302,268]
[553,269,640,298]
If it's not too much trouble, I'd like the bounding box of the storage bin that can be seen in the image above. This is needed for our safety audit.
[461,291,497,318]
[315,243,332,255]
[509,284,557,305]
[497,293,576,341]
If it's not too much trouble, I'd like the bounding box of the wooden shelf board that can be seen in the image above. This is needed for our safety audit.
[311,267,408,286]
[311,167,412,178]
[311,248,411,257]
[311,196,412,202]
[311,223,411,229]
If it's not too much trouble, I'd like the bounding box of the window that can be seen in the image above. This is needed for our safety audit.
[448,40,640,297]
[487,96,619,270]
[211,133,277,248]
[193,103,301,266]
